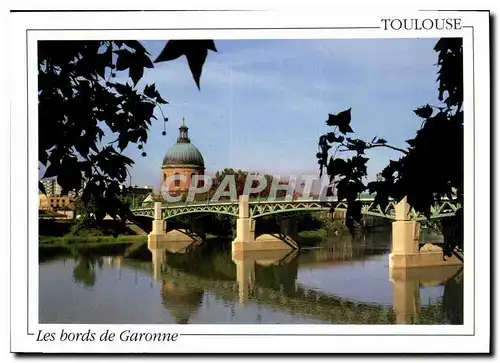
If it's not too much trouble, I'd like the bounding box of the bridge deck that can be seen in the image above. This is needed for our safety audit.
[131,196,460,221]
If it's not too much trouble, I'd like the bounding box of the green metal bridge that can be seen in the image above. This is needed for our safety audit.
[131,196,460,221]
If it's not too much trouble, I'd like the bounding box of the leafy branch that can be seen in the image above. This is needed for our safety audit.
[39,39,217,228]
[317,38,464,256]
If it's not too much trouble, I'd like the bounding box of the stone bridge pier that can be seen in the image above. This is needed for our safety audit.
[232,196,295,258]
[148,202,202,248]
[148,202,168,245]
[389,197,462,268]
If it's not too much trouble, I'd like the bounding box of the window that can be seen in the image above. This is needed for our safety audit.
[174,173,180,187]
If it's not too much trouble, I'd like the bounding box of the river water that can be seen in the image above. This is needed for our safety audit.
[39,232,463,324]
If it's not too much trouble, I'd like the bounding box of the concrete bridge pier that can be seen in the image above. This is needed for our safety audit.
[148,202,168,245]
[148,202,202,247]
[389,197,462,268]
[232,196,294,259]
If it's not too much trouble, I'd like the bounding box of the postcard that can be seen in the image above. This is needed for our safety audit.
[8,3,490,354]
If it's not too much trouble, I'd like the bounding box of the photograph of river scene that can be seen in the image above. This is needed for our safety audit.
[38,37,464,325]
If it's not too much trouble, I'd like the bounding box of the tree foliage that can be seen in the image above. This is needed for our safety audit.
[212,168,288,199]
[317,38,463,256]
[38,40,217,226]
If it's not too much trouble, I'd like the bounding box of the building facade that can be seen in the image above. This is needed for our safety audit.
[39,177,75,218]
[39,194,73,211]
[161,119,205,197]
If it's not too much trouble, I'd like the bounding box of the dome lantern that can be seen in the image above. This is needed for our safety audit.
[177,117,190,143]
[162,118,205,168]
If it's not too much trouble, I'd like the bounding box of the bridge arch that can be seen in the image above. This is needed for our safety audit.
[252,206,333,219]
[132,198,461,222]
[164,210,238,220]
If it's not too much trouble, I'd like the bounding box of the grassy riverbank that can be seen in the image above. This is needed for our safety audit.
[298,229,328,239]
[39,234,147,247]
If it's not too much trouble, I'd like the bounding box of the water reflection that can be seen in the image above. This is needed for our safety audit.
[233,249,298,305]
[160,280,204,324]
[389,266,463,324]
[39,234,463,324]
[144,236,462,324]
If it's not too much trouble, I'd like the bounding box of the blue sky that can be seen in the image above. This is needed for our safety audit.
[117,38,440,189]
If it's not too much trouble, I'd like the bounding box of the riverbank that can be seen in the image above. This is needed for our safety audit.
[39,234,148,247]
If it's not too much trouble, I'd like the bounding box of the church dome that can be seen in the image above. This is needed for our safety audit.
[162,119,205,168]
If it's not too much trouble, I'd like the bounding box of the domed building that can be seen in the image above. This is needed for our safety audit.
[161,119,205,196]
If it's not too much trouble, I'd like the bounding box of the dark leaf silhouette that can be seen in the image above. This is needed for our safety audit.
[325,108,353,134]
[144,83,168,104]
[39,182,46,195]
[155,40,218,89]
[38,39,214,229]
[325,132,344,143]
[316,38,463,257]
[346,138,367,155]
[413,104,433,119]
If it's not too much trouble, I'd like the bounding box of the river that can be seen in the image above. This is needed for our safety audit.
[39,232,463,324]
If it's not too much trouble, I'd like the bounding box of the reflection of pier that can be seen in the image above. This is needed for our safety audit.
[233,249,298,306]
[143,241,462,324]
[149,240,201,280]
[390,266,463,324]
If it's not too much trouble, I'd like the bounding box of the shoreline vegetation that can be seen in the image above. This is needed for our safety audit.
[38,210,352,248]
[38,230,331,247]
[39,234,148,248]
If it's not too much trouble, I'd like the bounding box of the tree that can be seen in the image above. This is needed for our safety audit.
[38,40,217,226]
[317,38,463,257]
[211,168,288,199]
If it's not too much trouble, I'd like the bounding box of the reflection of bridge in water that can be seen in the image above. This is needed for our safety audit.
[136,240,463,325]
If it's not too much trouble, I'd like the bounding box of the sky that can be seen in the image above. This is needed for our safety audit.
[107,38,440,189]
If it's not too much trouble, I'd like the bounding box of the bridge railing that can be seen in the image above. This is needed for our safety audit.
[135,194,378,209]
[131,195,460,221]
